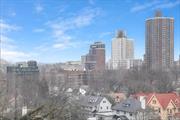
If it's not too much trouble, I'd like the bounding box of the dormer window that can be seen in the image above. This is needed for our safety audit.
[123,103,130,107]
[88,97,98,103]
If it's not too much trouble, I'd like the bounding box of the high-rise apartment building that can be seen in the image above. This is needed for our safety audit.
[111,30,134,69]
[145,11,174,70]
[82,42,105,71]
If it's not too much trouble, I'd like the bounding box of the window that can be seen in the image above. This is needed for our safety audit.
[130,113,132,116]
[106,106,108,109]
[173,108,176,112]
[103,100,106,103]
[152,100,156,104]
[158,108,161,113]
[170,109,172,114]
[101,107,102,109]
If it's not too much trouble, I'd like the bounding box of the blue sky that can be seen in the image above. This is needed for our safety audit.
[1,0,180,63]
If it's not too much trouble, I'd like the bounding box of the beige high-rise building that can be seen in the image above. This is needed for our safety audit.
[126,40,134,59]
[145,11,174,70]
[111,30,134,69]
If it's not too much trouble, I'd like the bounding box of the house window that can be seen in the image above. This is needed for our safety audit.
[103,101,106,103]
[170,109,172,114]
[158,108,161,113]
[130,113,132,116]
[106,106,108,109]
[173,108,176,112]
[152,100,156,104]
[101,107,103,109]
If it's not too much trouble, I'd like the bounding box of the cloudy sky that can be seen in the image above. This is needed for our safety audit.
[1,0,180,63]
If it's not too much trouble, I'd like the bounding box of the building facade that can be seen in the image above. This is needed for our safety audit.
[82,42,105,71]
[111,30,134,69]
[145,11,174,70]
[7,61,40,118]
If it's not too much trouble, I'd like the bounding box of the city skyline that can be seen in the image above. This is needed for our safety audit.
[1,0,180,63]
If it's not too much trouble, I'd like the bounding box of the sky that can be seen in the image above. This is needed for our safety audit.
[0,0,180,63]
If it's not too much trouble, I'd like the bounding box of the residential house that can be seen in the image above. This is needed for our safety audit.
[78,95,113,120]
[112,97,142,120]
[133,93,180,120]
[109,92,127,103]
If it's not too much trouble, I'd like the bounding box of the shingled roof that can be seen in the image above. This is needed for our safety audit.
[112,97,142,113]
[78,95,104,107]
[147,93,179,109]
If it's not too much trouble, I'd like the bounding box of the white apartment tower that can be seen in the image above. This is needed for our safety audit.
[111,30,134,69]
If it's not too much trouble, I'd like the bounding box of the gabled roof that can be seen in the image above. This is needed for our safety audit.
[133,92,180,110]
[147,93,179,109]
[78,95,104,107]
[112,97,141,113]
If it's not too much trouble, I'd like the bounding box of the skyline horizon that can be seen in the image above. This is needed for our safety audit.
[1,0,180,63]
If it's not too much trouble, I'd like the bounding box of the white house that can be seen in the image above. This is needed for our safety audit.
[78,95,113,120]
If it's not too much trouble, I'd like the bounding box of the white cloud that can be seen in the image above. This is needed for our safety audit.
[1,35,17,50]
[46,7,101,50]
[99,32,113,38]
[52,40,81,50]
[35,43,51,52]
[0,21,20,33]
[33,28,45,32]
[1,49,30,62]
[53,43,66,49]
[35,4,43,13]
[131,0,180,13]
[10,11,16,17]
[0,20,32,62]
[153,0,180,9]
[47,8,101,31]
[131,1,160,12]
[1,35,14,44]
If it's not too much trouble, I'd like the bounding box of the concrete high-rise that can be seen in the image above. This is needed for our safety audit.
[145,11,174,70]
[111,30,134,69]
[82,42,105,71]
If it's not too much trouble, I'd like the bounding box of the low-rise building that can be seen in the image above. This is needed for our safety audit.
[133,92,180,120]
[112,97,142,120]
[108,92,127,103]
[78,95,113,120]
